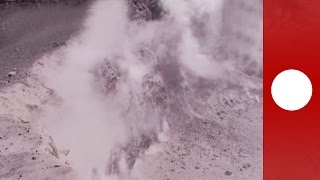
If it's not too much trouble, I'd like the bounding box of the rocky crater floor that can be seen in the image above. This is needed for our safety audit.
[0,0,262,179]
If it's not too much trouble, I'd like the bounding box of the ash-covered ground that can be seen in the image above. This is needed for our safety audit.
[0,0,262,179]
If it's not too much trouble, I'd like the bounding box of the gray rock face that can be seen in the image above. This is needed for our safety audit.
[128,0,162,21]
[0,0,262,179]
[93,0,262,177]
[93,60,120,94]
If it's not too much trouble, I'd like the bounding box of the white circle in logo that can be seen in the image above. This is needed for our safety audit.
[271,69,312,111]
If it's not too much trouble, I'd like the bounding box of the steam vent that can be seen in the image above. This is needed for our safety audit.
[0,0,262,179]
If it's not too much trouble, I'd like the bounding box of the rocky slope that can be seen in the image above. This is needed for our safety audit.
[0,0,262,179]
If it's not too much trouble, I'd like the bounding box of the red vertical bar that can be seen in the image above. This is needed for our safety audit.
[264,0,320,180]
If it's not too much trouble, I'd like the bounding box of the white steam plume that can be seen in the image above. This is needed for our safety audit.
[41,0,135,179]
[36,0,262,179]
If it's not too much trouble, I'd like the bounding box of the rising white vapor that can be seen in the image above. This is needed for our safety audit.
[40,0,133,179]
[33,0,262,179]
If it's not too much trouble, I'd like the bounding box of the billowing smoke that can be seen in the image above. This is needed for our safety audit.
[40,1,132,179]
[36,0,261,179]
